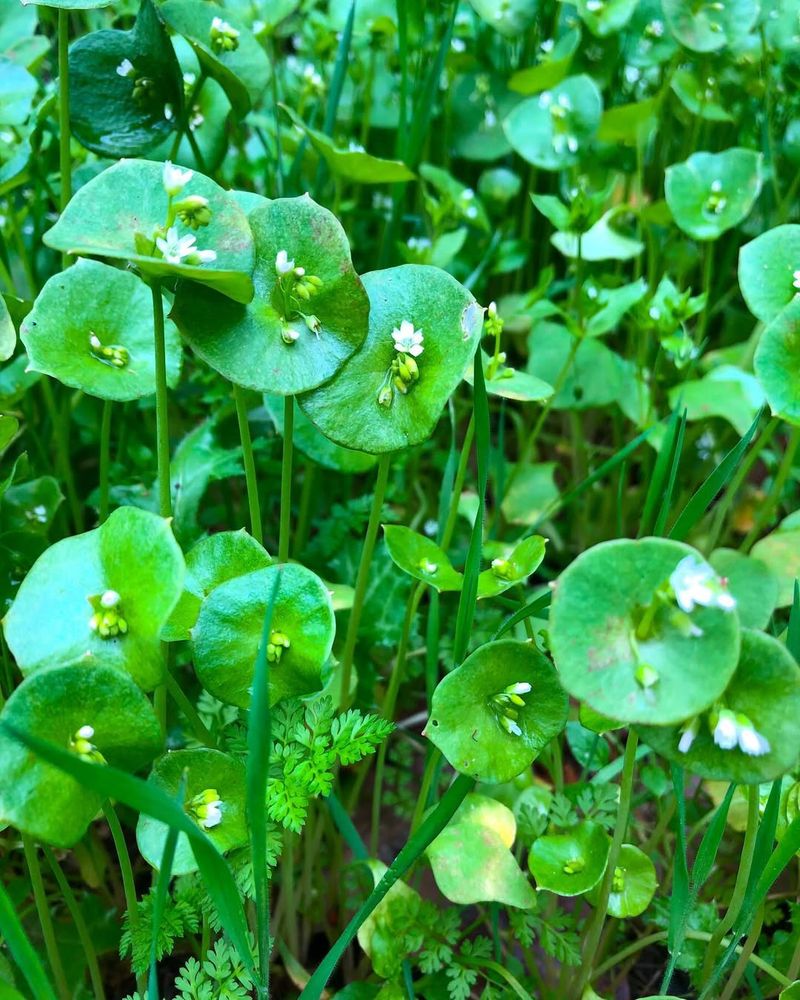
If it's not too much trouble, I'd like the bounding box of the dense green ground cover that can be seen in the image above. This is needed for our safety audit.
[2,0,800,997]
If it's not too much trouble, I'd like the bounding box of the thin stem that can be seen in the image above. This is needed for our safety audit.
[279,396,294,563]
[269,37,284,197]
[282,831,299,957]
[150,280,171,519]
[164,670,216,747]
[338,453,391,709]
[410,748,441,834]
[98,399,112,523]
[42,847,106,1000]
[697,241,714,344]
[718,904,765,1000]
[40,379,83,532]
[571,729,639,999]
[742,425,800,552]
[233,384,263,544]
[57,10,71,231]
[21,835,69,1000]
[294,462,316,555]
[702,784,759,982]
[441,416,475,551]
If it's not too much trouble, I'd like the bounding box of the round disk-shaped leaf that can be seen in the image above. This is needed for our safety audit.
[163,529,271,641]
[665,149,762,240]
[754,297,800,426]
[587,843,657,917]
[549,538,740,725]
[0,661,162,846]
[3,506,184,690]
[709,548,779,631]
[503,76,603,171]
[193,563,334,708]
[663,0,758,51]
[171,196,369,395]
[264,394,376,473]
[468,0,538,37]
[752,526,800,607]
[478,535,546,599]
[22,0,111,7]
[739,225,800,323]
[383,525,463,593]
[20,259,182,401]
[298,265,483,454]
[639,629,800,785]
[43,159,255,304]
[159,1,269,118]
[0,294,15,363]
[425,640,568,784]
[136,748,247,875]
[576,0,637,36]
[528,820,610,896]
[68,0,183,158]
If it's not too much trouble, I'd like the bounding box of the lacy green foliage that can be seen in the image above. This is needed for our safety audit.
[508,907,583,967]
[122,939,254,1000]
[548,784,620,831]
[119,880,203,975]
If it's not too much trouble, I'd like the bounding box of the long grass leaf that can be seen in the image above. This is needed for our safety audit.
[493,589,551,640]
[653,410,687,537]
[668,408,763,541]
[639,406,680,537]
[327,792,368,861]
[691,783,736,892]
[2,725,255,975]
[788,581,800,661]
[662,765,690,992]
[149,780,184,1000]
[299,773,475,997]
[314,0,356,192]
[0,879,57,1000]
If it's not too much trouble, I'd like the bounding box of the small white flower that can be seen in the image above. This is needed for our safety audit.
[451,37,466,52]
[669,554,736,613]
[164,103,174,121]
[566,135,579,154]
[211,15,239,37]
[392,319,424,357]
[116,58,135,78]
[156,226,199,264]
[200,799,223,828]
[501,716,523,736]
[710,179,723,193]
[100,590,121,609]
[348,140,366,152]
[586,0,604,11]
[649,306,661,320]
[484,109,498,128]
[713,709,739,750]
[793,269,800,290]
[77,724,95,740]
[162,161,193,196]
[275,249,295,275]
[736,717,770,756]
[189,248,217,265]
[509,682,532,695]
[420,559,438,574]
[678,716,700,754]
[648,18,665,36]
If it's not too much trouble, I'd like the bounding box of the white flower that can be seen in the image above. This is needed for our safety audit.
[116,58,135,78]
[508,682,532,695]
[211,15,238,36]
[484,109,498,128]
[275,249,295,275]
[669,554,736,613]
[793,269,800,290]
[156,227,199,264]
[200,799,222,828]
[678,717,700,753]
[190,788,224,829]
[191,248,218,265]
[77,724,95,740]
[100,590,121,608]
[501,716,523,736]
[736,716,771,756]
[420,558,438,574]
[392,320,424,357]
[162,161,193,196]
[713,709,739,750]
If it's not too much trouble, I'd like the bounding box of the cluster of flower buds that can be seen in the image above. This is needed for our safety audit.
[88,590,128,639]
[188,788,223,829]
[490,680,532,737]
[678,707,770,757]
[490,557,514,580]
[562,856,586,875]
[377,321,424,407]
[274,250,324,343]
[174,194,212,230]
[69,724,106,764]
[266,630,291,663]
[132,75,155,108]
[210,16,240,53]
[704,179,728,217]
[89,331,129,369]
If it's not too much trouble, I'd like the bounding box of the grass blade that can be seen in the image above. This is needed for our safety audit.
[639,405,681,537]
[327,792,368,862]
[662,765,690,991]
[653,410,687,537]
[314,0,355,192]
[148,780,184,1000]
[0,879,57,1000]
[493,589,551,640]
[691,783,736,892]
[788,581,800,661]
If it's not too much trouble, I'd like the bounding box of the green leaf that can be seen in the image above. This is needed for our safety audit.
[576,0,637,36]
[0,879,57,1000]
[427,794,536,908]
[597,99,657,145]
[739,224,800,323]
[21,259,182,401]
[0,56,35,126]
[425,639,568,783]
[0,661,162,845]
[671,69,733,122]
[0,295,15,363]
[68,0,183,157]
[526,322,623,410]
[419,164,491,233]
[665,149,762,241]
[21,0,110,7]
[3,506,184,690]
[639,630,800,784]
[662,0,758,51]
[552,210,643,261]
[172,196,369,395]
[668,367,764,436]
[477,535,547,599]
[43,158,255,304]
[466,350,554,402]
[468,0,539,36]
[585,279,649,337]
[193,563,334,708]
[502,463,560,526]
[528,820,610,896]
[159,1,269,118]
[755,297,800,425]
[752,525,800,607]
[709,549,779,630]
[504,75,603,171]
[451,72,521,161]
[356,861,422,979]
[549,538,741,725]
[298,265,482,454]
[587,843,657,917]
[383,525,463,592]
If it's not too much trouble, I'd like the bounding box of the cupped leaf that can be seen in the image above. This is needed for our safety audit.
[0,57,35,126]
[668,366,765,436]
[20,258,182,401]
[43,158,255,304]
[468,0,539,36]
[193,563,334,708]
[159,0,269,118]
[172,195,369,395]
[22,0,111,6]
[68,0,183,158]
[639,629,800,784]
[0,295,14,362]
[502,462,560,526]
[576,0,637,37]
[739,225,800,323]
[452,72,521,162]
[163,529,271,641]
[426,793,536,908]
[665,149,762,241]
[425,639,568,784]
[709,549,778,630]
[383,525,462,592]
[137,748,247,875]
[528,820,610,896]
[754,297,800,425]
[264,394,377,474]
[752,525,800,607]
[549,538,741,725]
[663,0,758,51]
[298,265,483,454]
[466,351,554,402]
[0,661,162,846]
[586,843,657,917]
[356,861,422,980]
[3,506,184,690]
[504,75,603,171]
[551,209,643,261]
[478,535,547,599]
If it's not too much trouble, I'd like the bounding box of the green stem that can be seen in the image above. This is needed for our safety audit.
[718,904,765,1000]
[282,831,299,957]
[697,241,714,344]
[98,399,112,523]
[294,462,315,556]
[441,416,474,551]
[742,424,800,552]
[279,396,294,563]
[150,280,171,519]
[57,11,71,221]
[21,835,69,1000]
[164,670,216,747]
[102,803,141,954]
[338,453,391,710]
[42,847,106,1000]
[40,379,83,532]
[571,729,639,999]
[410,748,441,834]
[702,784,759,982]
[269,37,284,197]
[233,383,263,545]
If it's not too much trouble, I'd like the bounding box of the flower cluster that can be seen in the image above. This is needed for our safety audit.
[540,91,579,156]
[88,590,128,639]
[266,630,291,664]
[69,724,106,764]
[274,250,323,344]
[210,16,240,53]
[678,708,770,757]
[143,163,218,268]
[669,555,736,614]
[490,680,532,737]
[188,788,223,829]
[377,321,425,407]
[89,331,129,369]
[704,179,728,216]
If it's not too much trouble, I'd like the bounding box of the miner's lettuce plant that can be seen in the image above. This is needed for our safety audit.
[3,0,800,998]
